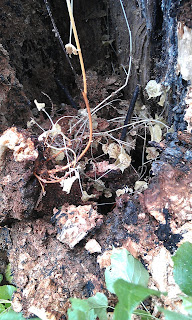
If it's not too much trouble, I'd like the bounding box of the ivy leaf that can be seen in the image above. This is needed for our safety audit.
[5,265,13,284]
[0,304,5,313]
[69,298,90,313]
[105,248,149,294]
[158,307,192,320]
[182,296,192,315]
[172,242,192,296]
[68,309,89,320]
[134,309,154,319]
[0,286,16,310]
[88,293,108,320]
[68,298,96,320]
[0,286,16,301]
[0,309,27,320]
[114,279,163,320]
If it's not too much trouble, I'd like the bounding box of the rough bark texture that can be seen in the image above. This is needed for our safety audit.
[0,45,32,132]
[108,0,153,97]
[0,0,109,106]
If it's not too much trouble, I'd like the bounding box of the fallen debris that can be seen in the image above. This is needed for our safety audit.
[52,204,103,248]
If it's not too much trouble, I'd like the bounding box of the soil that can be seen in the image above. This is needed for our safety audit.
[0,0,192,319]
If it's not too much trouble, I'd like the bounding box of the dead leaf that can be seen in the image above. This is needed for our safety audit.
[149,124,162,143]
[146,147,159,160]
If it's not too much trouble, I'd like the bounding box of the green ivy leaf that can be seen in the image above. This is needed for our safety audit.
[68,309,89,320]
[114,279,163,320]
[88,293,108,320]
[134,309,154,319]
[68,298,96,320]
[105,248,149,294]
[0,276,3,285]
[182,296,192,315]
[158,307,192,320]
[0,309,27,320]
[69,298,90,313]
[0,304,5,313]
[172,242,192,296]
[5,265,13,284]
[0,286,16,301]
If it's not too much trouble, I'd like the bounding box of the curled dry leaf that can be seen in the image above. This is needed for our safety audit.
[149,124,162,143]
[116,188,126,197]
[94,180,105,192]
[134,181,148,193]
[145,80,162,99]
[102,143,131,172]
[102,142,121,159]
[104,189,113,198]
[115,152,131,173]
[146,147,159,160]
[81,190,97,202]
[158,92,166,106]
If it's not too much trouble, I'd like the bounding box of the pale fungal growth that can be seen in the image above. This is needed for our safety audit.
[34,99,46,112]
[60,169,80,194]
[38,123,63,142]
[0,127,38,170]
[27,118,36,128]
[65,0,79,57]
[177,23,192,83]
[145,80,162,99]
[65,43,79,57]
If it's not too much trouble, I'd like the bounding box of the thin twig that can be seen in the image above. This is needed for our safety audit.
[120,84,140,140]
